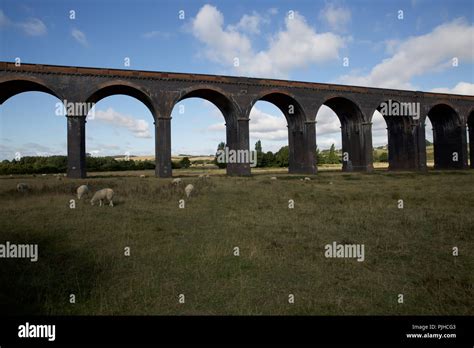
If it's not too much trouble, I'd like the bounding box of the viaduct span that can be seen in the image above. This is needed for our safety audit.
[1,62,473,178]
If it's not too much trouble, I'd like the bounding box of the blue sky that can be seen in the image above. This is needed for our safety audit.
[0,0,473,159]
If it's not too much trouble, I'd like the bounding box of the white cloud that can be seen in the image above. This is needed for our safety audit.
[228,12,264,34]
[94,108,152,138]
[191,5,346,78]
[338,19,474,89]
[72,29,88,46]
[18,18,47,36]
[319,4,351,32]
[0,9,10,26]
[0,10,47,36]
[249,107,288,141]
[430,82,474,95]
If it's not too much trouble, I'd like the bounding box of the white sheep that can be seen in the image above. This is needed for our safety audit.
[77,185,90,200]
[304,177,311,181]
[17,183,29,193]
[172,178,182,186]
[91,188,114,207]
[185,184,194,198]
[270,176,277,180]
[140,174,146,178]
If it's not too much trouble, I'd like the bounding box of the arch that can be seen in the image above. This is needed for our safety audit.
[316,96,372,172]
[251,90,306,126]
[426,103,466,169]
[175,86,238,123]
[249,91,312,174]
[426,103,461,126]
[372,99,418,170]
[172,86,246,175]
[322,96,364,125]
[0,87,68,166]
[0,78,63,104]
[85,81,155,117]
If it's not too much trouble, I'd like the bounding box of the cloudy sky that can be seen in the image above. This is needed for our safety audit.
[0,0,473,159]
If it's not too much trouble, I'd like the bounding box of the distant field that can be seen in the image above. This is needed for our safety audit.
[0,169,472,315]
[115,155,215,162]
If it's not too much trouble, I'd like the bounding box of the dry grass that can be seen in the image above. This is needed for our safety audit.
[0,169,473,315]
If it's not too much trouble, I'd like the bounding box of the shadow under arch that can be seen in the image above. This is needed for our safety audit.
[320,96,372,172]
[250,91,312,173]
[373,99,419,171]
[426,103,467,169]
[0,78,63,104]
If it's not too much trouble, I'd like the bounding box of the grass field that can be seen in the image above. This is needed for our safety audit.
[0,169,473,315]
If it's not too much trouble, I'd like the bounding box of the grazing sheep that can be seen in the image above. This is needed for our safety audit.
[77,185,90,200]
[185,184,194,198]
[17,183,29,193]
[91,188,114,207]
[304,177,311,181]
[198,174,204,179]
[270,176,277,180]
[172,178,182,186]
[140,174,146,178]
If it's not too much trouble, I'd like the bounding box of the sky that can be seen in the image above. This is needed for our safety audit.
[0,0,473,159]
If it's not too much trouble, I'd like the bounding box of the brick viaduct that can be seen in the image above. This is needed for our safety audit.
[1,62,473,178]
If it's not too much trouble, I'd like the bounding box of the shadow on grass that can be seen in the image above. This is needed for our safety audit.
[0,230,106,315]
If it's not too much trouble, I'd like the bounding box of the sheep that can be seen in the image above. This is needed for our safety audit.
[77,185,90,200]
[91,188,114,207]
[205,174,210,178]
[172,178,182,186]
[270,176,277,180]
[184,184,194,198]
[140,174,146,178]
[17,183,29,193]
[198,174,205,179]
[304,177,311,181]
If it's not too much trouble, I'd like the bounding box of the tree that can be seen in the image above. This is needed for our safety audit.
[214,141,227,168]
[316,146,326,164]
[327,144,339,164]
[261,151,276,167]
[379,152,389,162]
[180,157,191,168]
[275,146,289,167]
[373,150,380,162]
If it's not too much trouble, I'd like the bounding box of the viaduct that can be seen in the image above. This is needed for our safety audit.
[1,62,473,178]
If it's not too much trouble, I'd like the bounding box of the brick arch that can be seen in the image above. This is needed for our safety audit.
[320,96,365,125]
[85,81,156,117]
[426,103,466,169]
[420,100,460,124]
[250,90,307,128]
[174,85,239,124]
[0,77,64,104]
